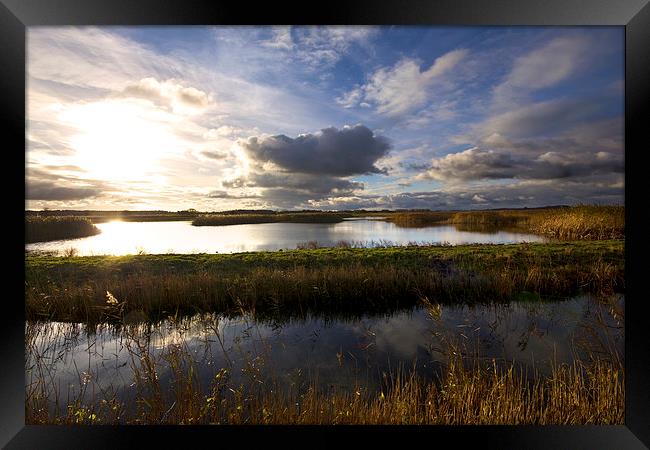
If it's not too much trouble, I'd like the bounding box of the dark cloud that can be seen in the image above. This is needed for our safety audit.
[308,176,623,211]
[239,125,391,176]
[421,147,623,182]
[220,172,364,207]
[201,150,229,160]
[26,180,101,201]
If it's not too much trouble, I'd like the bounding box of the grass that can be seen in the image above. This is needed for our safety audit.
[192,212,345,226]
[386,205,624,240]
[26,216,101,244]
[25,240,624,323]
[25,297,624,425]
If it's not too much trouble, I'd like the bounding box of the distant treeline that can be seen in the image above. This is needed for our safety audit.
[193,212,346,226]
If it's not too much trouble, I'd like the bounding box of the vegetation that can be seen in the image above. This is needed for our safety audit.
[25,240,623,323]
[192,212,346,226]
[26,216,101,244]
[24,205,626,425]
[26,209,201,223]
[25,297,624,425]
[387,205,624,240]
[25,205,624,240]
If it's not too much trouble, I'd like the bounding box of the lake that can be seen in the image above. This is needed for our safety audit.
[26,294,623,415]
[25,218,546,256]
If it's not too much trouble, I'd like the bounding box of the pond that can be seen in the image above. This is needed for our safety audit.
[25,218,546,256]
[26,294,623,414]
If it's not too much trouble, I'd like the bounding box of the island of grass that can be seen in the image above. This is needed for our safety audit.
[26,216,101,244]
[192,211,346,226]
[26,239,624,324]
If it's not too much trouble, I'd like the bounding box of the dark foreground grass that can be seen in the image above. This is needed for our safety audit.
[25,298,624,425]
[26,216,101,244]
[26,357,623,425]
[26,240,624,323]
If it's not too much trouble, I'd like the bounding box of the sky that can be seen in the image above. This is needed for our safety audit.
[26,26,624,211]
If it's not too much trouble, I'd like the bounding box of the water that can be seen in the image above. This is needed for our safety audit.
[25,218,546,256]
[26,295,623,411]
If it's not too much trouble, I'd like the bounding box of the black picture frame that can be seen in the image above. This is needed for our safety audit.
[3,0,649,447]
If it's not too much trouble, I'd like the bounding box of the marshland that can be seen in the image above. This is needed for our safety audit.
[24,205,625,425]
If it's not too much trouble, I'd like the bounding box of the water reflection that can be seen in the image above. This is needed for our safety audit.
[26,295,623,413]
[26,219,546,256]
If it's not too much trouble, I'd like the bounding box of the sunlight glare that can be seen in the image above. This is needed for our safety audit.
[59,100,182,181]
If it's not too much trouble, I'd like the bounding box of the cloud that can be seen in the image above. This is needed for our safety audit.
[238,125,391,176]
[26,180,102,201]
[258,26,378,69]
[477,99,600,140]
[122,77,210,113]
[200,150,229,160]
[419,145,623,182]
[338,49,468,117]
[207,190,260,199]
[308,175,623,211]
[261,26,294,51]
[493,34,591,108]
[215,125,391,207]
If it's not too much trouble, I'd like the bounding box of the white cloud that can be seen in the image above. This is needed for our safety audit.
[340,49,468,117]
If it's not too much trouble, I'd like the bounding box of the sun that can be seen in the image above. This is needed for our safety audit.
[59,99,182,181]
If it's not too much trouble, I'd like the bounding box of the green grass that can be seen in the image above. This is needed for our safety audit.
[26,216,101,244]
[25,240,624,323]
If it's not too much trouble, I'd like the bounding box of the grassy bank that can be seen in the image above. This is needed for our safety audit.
[192,212,345,226]
[25,240,624,323]
[386,205,624,240]
[26,216,101,244]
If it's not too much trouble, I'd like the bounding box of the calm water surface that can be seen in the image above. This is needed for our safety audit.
[27,295,623,410]
[26,219,546,256]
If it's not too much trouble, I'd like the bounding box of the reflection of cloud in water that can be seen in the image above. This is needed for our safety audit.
[25,219,546,256]
[27,294,623,407]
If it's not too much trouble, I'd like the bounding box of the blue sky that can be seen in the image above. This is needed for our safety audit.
[26,26,624,210]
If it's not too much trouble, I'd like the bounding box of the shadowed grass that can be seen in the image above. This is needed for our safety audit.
[26,216,101,244]
[25,312,624,425]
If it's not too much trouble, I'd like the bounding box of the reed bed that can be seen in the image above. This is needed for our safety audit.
[25,313,624,425]
[386,205,624,240]
[26,216,101,244]
[192,212,345,226]
[25,241,624,324]
[528,205,624,240]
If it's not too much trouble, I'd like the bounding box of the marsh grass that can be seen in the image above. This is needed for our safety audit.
[387,205,624,240]
[26,216,101,244]
[192,212,345,226]
[25,241,624,324]
[25,300,624,425]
